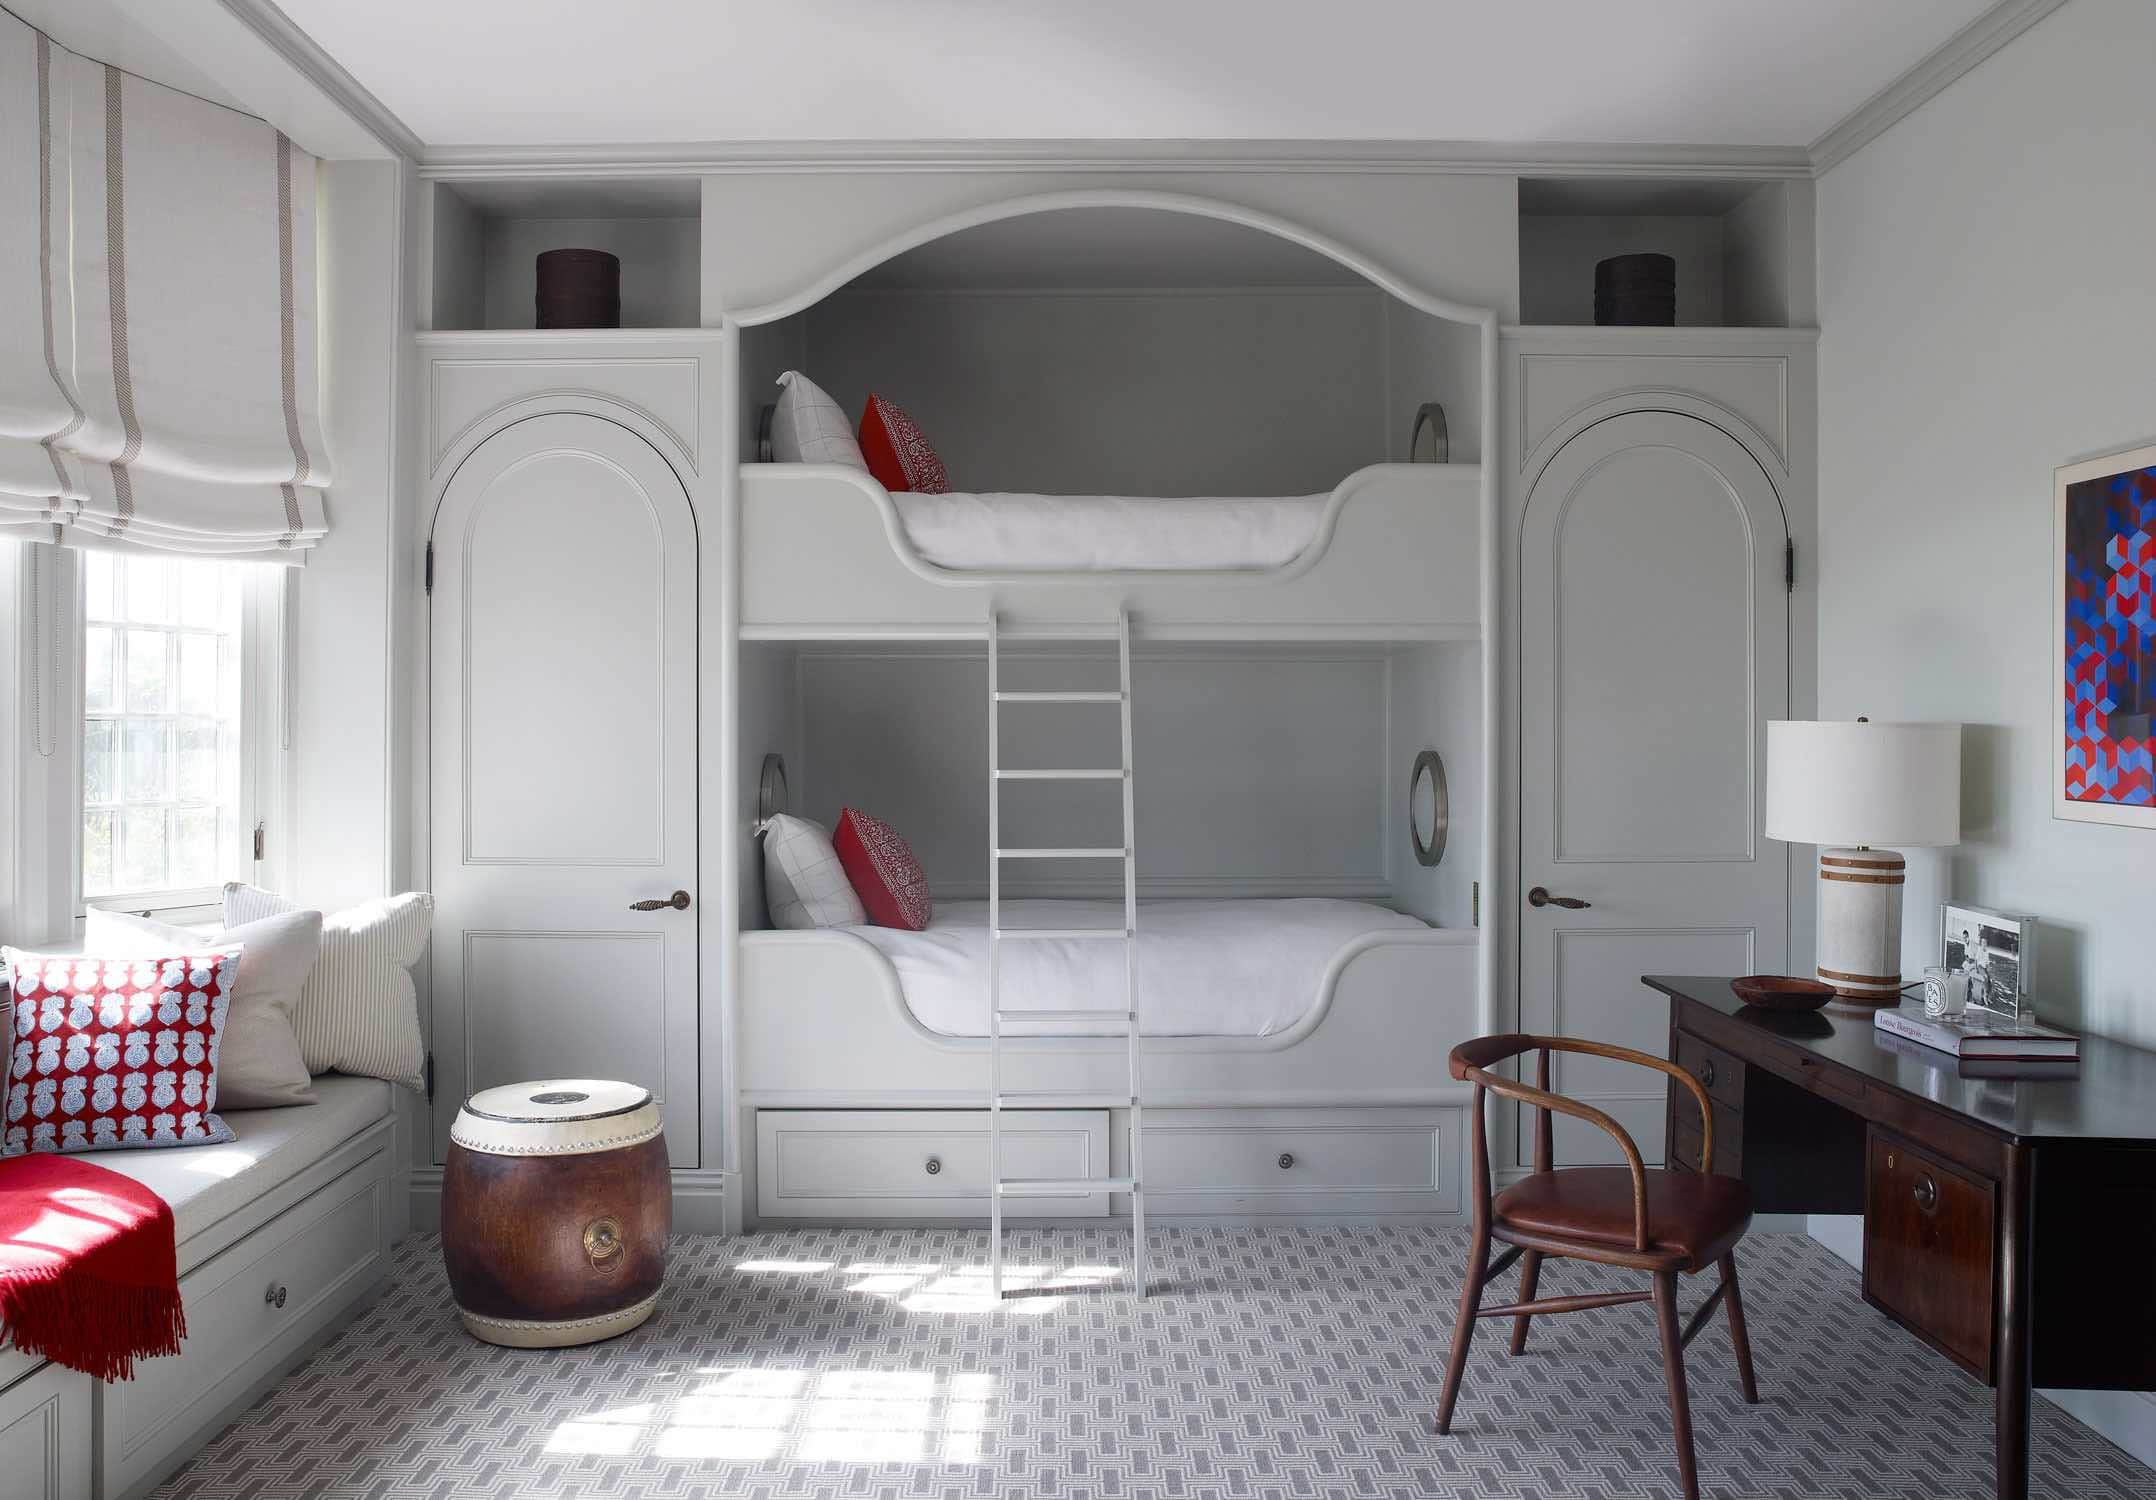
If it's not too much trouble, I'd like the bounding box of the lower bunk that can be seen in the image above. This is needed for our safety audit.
[737,899,1480,1226]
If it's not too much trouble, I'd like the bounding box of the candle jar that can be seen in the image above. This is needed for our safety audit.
[1922,965,1967,1018]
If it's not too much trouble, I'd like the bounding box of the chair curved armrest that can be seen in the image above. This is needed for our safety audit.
[1517,1034,1716,1176]
[1460,1067,1653,1252]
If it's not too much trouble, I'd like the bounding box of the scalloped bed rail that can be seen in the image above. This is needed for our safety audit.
[739,461,1482,640]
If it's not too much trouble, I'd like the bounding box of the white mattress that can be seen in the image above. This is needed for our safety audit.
[892,491,1330,571]
[846,898,1429,1038]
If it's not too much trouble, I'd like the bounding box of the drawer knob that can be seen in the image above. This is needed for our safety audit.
[1913,1173,1939,1214]
[1698,1060,1717,1089]
[924,1155,942,1176]
[1278,1152,1295,1170]
[264,1283,288,1310]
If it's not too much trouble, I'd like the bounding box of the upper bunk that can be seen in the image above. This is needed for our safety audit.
[735,204,1491,642]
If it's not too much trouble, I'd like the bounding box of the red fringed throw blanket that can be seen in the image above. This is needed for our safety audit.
[0,1154,185,1380]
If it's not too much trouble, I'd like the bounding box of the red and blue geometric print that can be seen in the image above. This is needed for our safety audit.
[2064,463,2156,806]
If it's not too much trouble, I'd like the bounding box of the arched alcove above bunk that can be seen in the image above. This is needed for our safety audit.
[740,205,1485,493]
[732,196,1495,638]
[741,199,1483,489]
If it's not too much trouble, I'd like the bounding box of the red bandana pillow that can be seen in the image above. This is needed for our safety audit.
[3,950,238,1156]
[833,808,933,931]
[858,394,950,495]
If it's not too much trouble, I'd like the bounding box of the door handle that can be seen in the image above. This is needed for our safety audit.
[1528,886,1591,910]
[629,890,692,912]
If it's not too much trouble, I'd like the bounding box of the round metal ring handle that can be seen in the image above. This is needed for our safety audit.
[924,1155,942,1176]
[630,890,692,912]
[264,1283,288,1310]
[1913,1174,1939,1215]
[1277,1152,1295,1171]
[1698,1061,1717,1090]
[1528,887,1592,910]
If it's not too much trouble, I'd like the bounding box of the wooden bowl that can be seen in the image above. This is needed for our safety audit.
[1730,975,1836,1012]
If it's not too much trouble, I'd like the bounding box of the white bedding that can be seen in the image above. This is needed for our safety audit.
[844,898,1429,1038]
[891,491,1330,571]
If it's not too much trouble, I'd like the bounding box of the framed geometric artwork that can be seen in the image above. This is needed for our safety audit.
[2056,442,2156,827]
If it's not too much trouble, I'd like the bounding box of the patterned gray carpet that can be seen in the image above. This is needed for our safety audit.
[154,1227,2150,1499]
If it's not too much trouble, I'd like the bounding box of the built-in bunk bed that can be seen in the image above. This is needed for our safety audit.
[730,200,1493,1236]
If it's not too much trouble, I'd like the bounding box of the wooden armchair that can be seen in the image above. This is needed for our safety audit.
[1436,1033,1761,1500]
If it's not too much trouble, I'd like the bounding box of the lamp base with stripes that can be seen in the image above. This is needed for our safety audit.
[1815,846,1906,1004]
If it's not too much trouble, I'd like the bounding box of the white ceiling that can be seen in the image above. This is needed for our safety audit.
[274,0,1997,150]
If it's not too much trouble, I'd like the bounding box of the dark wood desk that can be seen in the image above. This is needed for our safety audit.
[1644,976,2156,1500]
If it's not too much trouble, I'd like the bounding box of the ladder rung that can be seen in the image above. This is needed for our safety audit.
[994,847,1128,860]
[992,928,1131,942]
[993,767,1126,780]
[995,1091,1135,1109]
[996,1177,1137,1196]
[994,690,1124,703]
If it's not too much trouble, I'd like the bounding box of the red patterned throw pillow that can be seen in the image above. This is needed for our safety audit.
[858,394,950,494]
[2,950,237,1156]
[833,808,933,931]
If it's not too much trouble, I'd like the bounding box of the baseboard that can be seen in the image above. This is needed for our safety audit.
[1806,1215,2156,1471]
[407,1167,730,1236]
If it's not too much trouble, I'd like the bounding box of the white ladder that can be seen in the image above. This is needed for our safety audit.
[987,609,1146,1299]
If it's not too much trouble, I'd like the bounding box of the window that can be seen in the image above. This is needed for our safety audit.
[77,553,281,913]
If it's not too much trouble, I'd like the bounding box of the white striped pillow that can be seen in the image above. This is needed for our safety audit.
[223,884,431,1091]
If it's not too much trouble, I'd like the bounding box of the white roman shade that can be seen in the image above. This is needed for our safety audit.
[0,13,329,561]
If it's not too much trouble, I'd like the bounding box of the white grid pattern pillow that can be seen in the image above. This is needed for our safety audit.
[224,884,431,1092]
[770,371,868,470]
[763,815,866,929]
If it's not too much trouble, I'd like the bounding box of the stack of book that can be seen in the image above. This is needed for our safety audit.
[1873,1001,2079,1075]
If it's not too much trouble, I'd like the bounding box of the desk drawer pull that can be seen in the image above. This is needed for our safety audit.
[1278,1152,1295,1170]
[1913,1173,1938,1214]
[924,1155,942,1176]
[1697,1061,1716,1089]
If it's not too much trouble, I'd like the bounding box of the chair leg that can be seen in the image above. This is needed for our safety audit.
[1718,1252,1760,1404]
[1651,1270,1701,1500]
[1508,1250,1542,1355]
[1435,1226,1490,1434]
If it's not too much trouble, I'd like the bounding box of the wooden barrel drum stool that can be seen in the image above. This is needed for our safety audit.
[443,1079,670,1347]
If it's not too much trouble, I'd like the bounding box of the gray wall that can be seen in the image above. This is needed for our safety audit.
[761,646,1407,907]
[797,288,1389,495]
[1817,0,2156,1052]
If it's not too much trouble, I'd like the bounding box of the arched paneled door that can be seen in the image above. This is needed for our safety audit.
[1518,410,1788,1166]
[429,413,698,1165]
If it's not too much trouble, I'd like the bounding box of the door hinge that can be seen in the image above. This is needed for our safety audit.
[1784,539,1796,593]
[251,821,265,862]
[1472,880,1481,928]
[424,542,434,595]
[424,1051,435,1103]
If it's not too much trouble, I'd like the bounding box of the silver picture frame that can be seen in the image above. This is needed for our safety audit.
[1939,902,2038,1021]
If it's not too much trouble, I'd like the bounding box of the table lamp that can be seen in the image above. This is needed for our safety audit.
[1764,719,1962,1003]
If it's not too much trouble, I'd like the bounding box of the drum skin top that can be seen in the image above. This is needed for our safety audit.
[452,1079,662,1157]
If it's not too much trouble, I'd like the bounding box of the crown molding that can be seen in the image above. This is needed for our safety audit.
[215,0,424,160]
[1809,0,2067,174]
[417,137,1814,180]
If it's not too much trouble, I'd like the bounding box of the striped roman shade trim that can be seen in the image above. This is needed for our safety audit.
[224,884,432,1092]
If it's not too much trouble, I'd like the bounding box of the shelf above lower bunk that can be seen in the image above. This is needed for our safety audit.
[738,461,1483,642]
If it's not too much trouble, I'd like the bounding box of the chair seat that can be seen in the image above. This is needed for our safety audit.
[1494,1167,1752,1269]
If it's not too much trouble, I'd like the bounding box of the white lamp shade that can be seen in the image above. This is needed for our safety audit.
[1764,720,1962,848]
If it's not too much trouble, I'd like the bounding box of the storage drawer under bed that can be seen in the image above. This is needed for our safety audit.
[756,1109,1111,1220]
[1143,1107,1460,1218]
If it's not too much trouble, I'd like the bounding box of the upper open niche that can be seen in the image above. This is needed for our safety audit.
[1517,178,1811,329]
[426,177,702,332]
[738,206,1483,495]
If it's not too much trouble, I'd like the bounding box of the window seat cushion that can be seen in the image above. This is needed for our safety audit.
[90,1075,390,1248]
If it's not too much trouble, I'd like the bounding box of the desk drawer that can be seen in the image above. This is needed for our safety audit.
[1865,1129,1996,1379]
[1670,1100,1741,1178]
[1674,1030,1745,1111]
